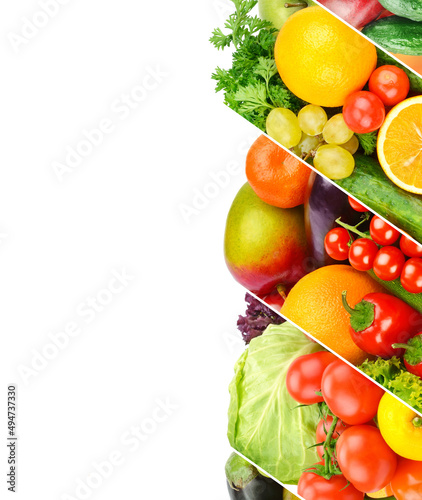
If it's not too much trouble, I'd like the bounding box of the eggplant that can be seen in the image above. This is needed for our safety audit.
[304,172,364,268]
[225,453,285,500]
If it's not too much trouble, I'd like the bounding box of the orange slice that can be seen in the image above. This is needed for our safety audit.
[377,95,422,194]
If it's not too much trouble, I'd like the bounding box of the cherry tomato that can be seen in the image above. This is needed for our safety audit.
[400,234,422,258]
[373,246,406,281]
[400,258,422,293]
[324,228,350,261]
[370,216,400,245]
[348,196,367,212]
[336,425,398,493]
[286,351,337,405]
[298,464,364,500]
[348,238,379,271]
[390,457,422,500]
[369,65,410,107]
[321,360,384,425]
[343,91,385,134]
[316,416,349,460]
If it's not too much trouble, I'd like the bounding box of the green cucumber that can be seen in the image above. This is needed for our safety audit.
[334,155,422,244]
[368,270,422,313]
[363,16,422,56]
[379,0,422,22]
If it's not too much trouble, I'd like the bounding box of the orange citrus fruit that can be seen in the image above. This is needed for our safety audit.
[274,6,377,107]
[281,265,386,365]
[377,95,422,194]
[245,135,312,208]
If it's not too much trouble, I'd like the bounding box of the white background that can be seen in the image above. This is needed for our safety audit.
[0,1,259,499]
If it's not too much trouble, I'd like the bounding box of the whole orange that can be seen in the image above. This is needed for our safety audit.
[246,135,312,208]
[281,265,386,365]
[274,6,377,107]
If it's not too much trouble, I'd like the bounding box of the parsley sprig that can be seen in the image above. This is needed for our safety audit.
[210,0,305,131]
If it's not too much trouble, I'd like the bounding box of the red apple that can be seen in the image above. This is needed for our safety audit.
[318,0,385,29]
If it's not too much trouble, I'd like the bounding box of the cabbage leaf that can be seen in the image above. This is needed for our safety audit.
[228,323,323,484]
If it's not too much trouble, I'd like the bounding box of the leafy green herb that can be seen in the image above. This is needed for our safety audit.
[356,132,377,155]
[359,356,422,414]
[210,0,305,131]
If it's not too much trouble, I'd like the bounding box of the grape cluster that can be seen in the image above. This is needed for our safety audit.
[266,104,358,180]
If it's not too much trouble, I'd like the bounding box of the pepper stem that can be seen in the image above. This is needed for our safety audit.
[392,343,411,350]
[341,291,375,332]
[341,291,355,315]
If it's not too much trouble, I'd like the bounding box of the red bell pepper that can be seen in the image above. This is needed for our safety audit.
[393,333,422,378]
[342,291,422,358]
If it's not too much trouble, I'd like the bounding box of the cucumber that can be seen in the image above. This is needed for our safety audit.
[362,16,422,56]
[379,0,422,22]
[368,270,422,313]
[334,156,422,244]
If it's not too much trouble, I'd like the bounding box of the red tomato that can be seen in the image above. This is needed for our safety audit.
[373,246,406,281]
[400,234,422,258]
[321,360,384,425]
[336,425,398,493]
[348,196,367,212]
[369,65,410,107]
[390,457,422,500]
[401,258,422,294]
[343,91,385,134]
[298,465,364,500]
[324,228,351,261]
[348,238,379,271]
[286,351,337,405]
[370,216,400,245]
[316,416,349,460]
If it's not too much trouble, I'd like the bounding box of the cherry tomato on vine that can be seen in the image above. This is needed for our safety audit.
[316,416,350,460]
[298,464,364,500]
[373,246,405,281]
[321,360,384,425]
[370,216,400,245]
[400,234,422,258]
[343,91,385,134]
[348,196,367,212]
[369,65,410,107]
[400,258,422,293]
[336,425,398,493]
[390,457,422,500]
[348,238,379,271]
[324,228,351,261]
[286,351,336,405]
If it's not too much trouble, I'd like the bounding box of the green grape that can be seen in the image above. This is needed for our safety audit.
[293,133,321,157]
[314,144,355,180]
[298,105,327,136]
[340,135,359,155]
[322,114,354,145]
[266,108,302,149]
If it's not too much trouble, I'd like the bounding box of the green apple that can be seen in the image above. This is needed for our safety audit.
[258,0,316,30]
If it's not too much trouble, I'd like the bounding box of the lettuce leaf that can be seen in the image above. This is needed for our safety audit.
[359,357,422,415]
[228,323,323,484]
